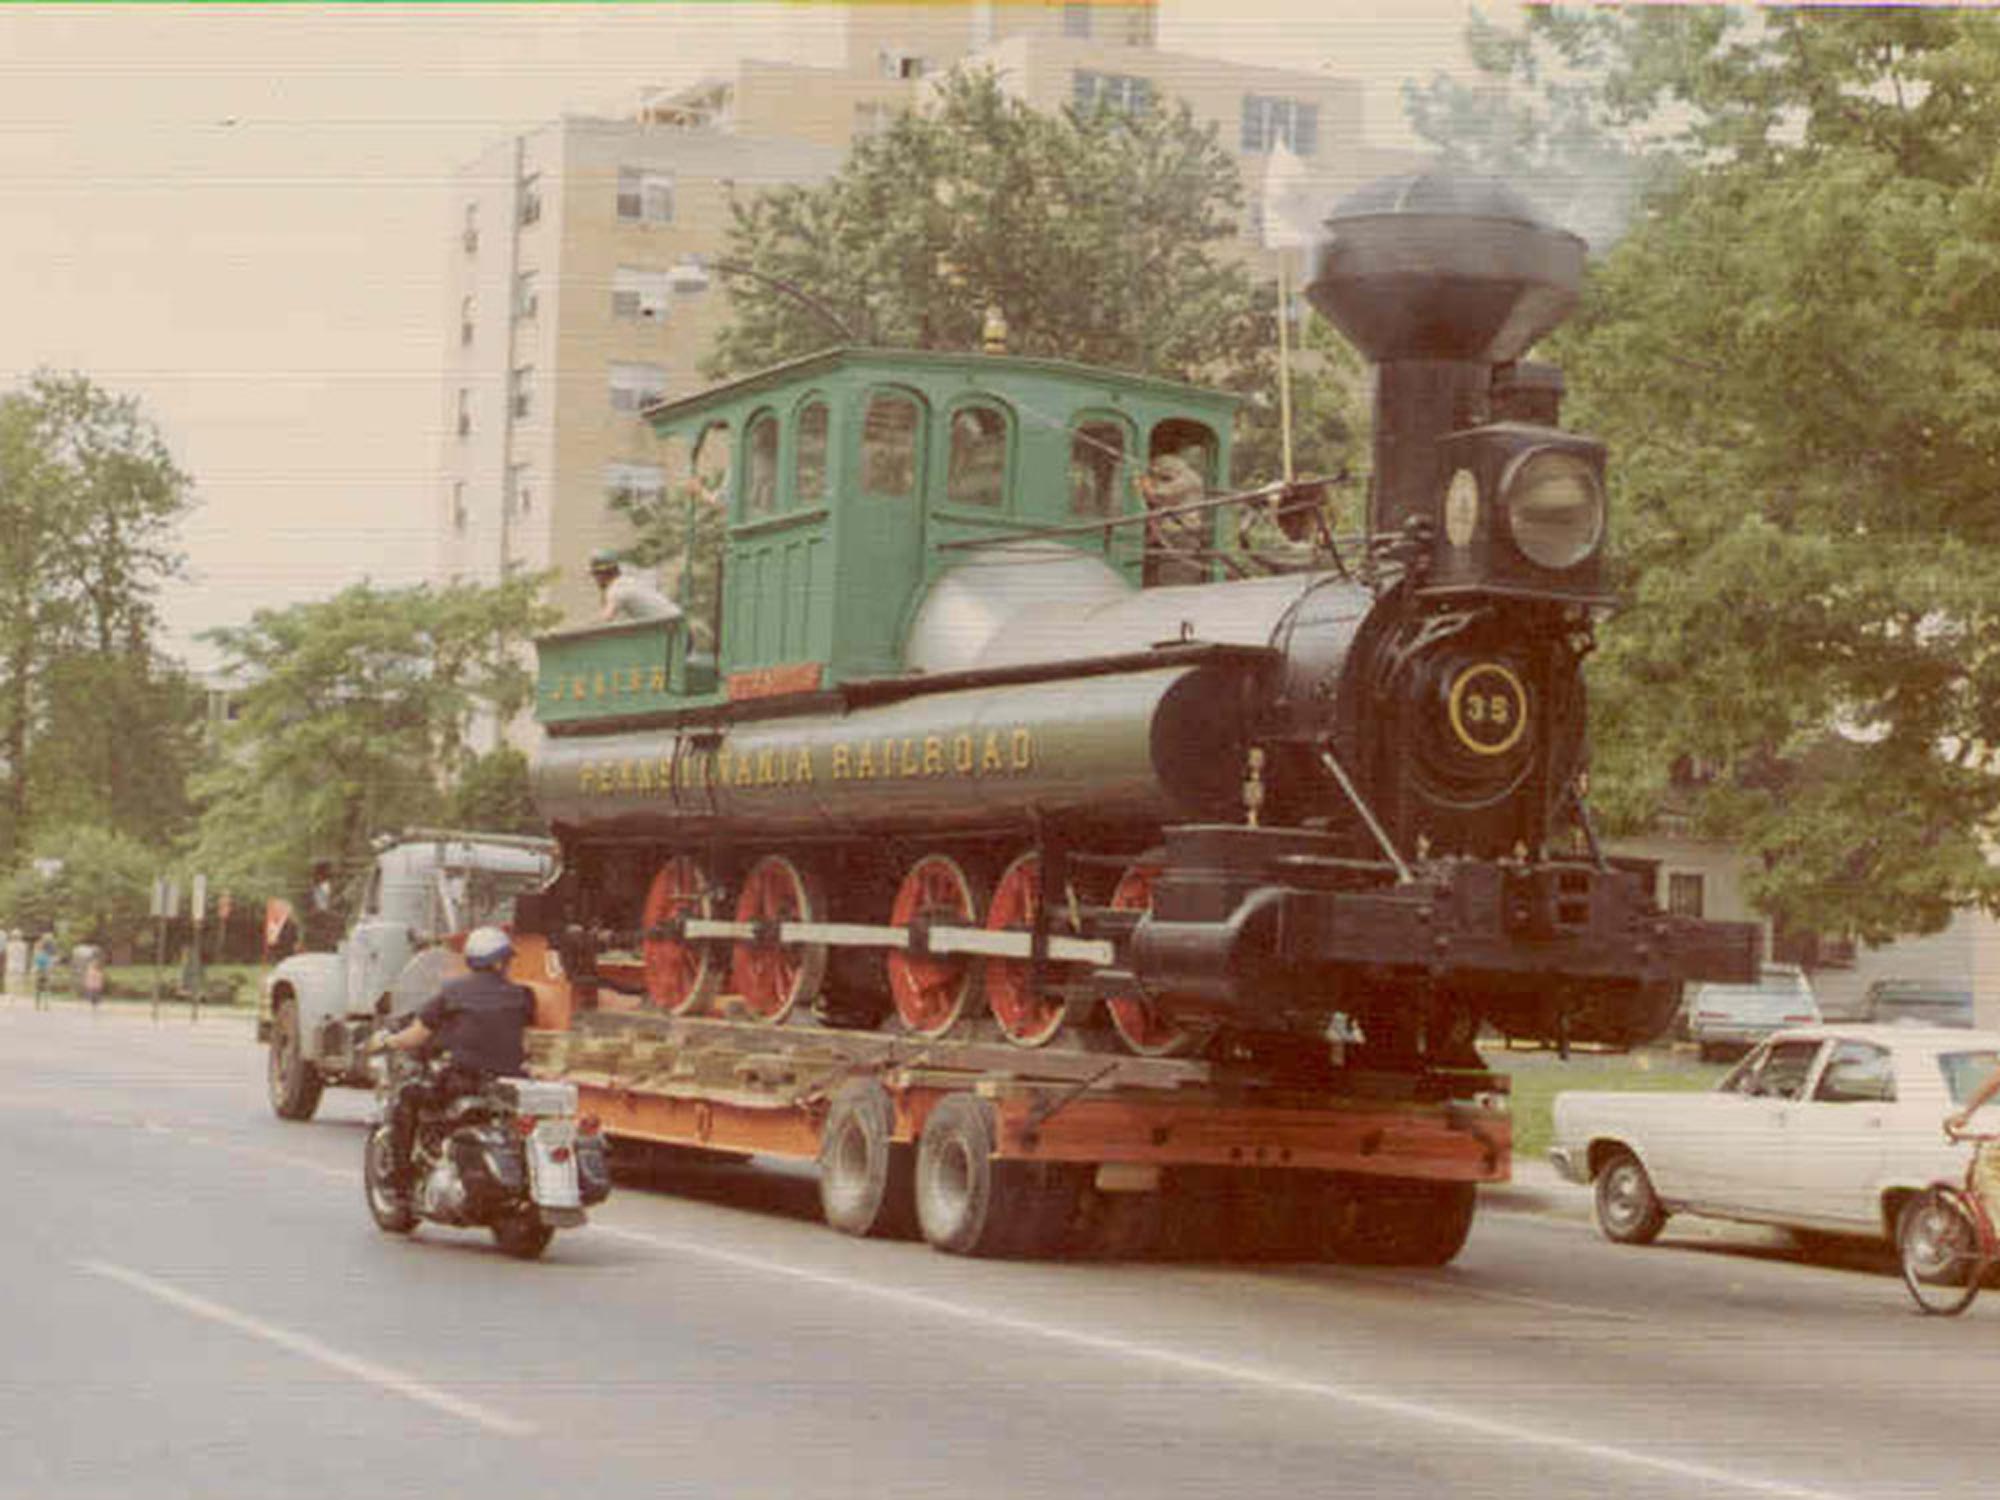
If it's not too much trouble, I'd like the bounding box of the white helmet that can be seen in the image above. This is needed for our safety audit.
[463,926,513,971]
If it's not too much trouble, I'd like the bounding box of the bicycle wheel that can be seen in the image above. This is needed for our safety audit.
[1898,1188,1985,1316]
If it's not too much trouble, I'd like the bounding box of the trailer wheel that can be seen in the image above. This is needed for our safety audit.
[818,1080,916,1239]
[1324,1178,1477,1267]
[267,997,324,1121]
[915,1093,1082,1257]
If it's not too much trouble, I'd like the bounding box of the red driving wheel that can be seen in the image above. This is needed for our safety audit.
[985,853,1066,1048]
[1105,860,1198,1057]
[641,856,719,1015]
[888,853,983,1037]
[730,854,827,1024]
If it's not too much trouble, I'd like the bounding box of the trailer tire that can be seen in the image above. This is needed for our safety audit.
[1323,1177,1476,1267]
[919,1092,1071,1257]
[268,997,324,1121]
[819,1080,916,1239]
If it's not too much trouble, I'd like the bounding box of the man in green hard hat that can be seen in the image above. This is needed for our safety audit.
[589,549,678,624]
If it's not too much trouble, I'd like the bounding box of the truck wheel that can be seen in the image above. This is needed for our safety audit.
[267,998,324,1121]
[818,1080,916,1239]
[363,1124,416,1234]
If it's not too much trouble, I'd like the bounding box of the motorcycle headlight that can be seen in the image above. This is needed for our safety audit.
[1501,449,1603,571]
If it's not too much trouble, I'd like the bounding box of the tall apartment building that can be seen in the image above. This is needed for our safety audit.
[437,2,1418,627]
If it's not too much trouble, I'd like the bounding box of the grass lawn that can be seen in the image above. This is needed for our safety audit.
[1483,1045,1731,1161]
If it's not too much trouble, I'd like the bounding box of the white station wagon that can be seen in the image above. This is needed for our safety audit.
[1549,1025,2000,1247]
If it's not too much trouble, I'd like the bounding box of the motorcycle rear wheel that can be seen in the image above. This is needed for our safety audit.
[364,1124,417,1234]
[491,1210,555,1260]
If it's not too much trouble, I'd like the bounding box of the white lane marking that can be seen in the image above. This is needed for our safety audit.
[594,1224,1851,1500]
[80,1260,534,1438]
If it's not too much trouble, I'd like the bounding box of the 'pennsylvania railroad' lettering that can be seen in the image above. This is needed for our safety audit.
[573,728,1037,797]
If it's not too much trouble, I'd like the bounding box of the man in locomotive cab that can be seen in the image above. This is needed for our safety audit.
[1137,444,1210,586]
[372,925,535,1188]
[590,549,681,624]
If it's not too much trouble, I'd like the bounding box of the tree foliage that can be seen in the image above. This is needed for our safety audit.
[1415,9,2000,940]
[0,372,193,862]
[0,824,156,947]
[188,576,557,898]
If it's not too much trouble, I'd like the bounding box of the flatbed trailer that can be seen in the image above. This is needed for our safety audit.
[517,939,1511,1263]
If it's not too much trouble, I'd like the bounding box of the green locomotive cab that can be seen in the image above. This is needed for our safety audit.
[537,349,1239,730]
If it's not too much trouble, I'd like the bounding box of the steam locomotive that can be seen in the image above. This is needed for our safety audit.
[523,171,1757,1070]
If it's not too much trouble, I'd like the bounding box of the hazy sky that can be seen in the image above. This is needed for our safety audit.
[0,2,1500,670]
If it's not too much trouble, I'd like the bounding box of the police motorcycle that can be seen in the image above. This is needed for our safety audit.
[361,1022,610,1259]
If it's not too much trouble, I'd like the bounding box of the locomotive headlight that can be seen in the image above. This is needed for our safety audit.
[1500,449,1603,570]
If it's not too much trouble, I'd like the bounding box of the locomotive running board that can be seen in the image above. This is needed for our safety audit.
[665,916,1116,968]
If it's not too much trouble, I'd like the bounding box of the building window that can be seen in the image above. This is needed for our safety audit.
[450,480,468,533]
[1667,872,1705,919]
[1063,2,1092,37]
[612,266,671,322]
[1117,5,1156,45]
[1074,70,1153,116]
[1242,94,1319,156]
[616,167,674,224]
[459,294,475,347]
[947,404,1008,509]
[510,366,534,420]
[605,462,665,507]
[456,387,471,437]
[861,393,920,500]
[516,270,539,321]
[744,412,780,517]
[1069,420,1125,518]
[518,172,542,227]
[462,201,478,253]
[506,463,533,517]
[610,362,667,413]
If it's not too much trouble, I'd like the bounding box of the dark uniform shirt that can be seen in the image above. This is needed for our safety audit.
[417,970,534,1078]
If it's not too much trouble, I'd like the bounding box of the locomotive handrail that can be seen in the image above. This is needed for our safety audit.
[1317,747,1415,885]
[930,476,1334,551]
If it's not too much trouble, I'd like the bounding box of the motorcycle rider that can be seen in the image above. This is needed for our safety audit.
[372,925,536,1190]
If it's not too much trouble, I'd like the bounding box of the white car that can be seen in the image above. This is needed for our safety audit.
[1685,963,1821,1061]
[1550,1024,2000,1247]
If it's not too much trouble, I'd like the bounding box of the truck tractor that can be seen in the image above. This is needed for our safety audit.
[259,830,557,1120]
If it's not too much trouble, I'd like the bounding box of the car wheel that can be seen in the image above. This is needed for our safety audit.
[1593,1149,1667,1246]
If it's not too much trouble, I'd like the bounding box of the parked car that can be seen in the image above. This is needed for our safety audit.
[1685,963,1821,1061]
[1549,1024,2000,1248]
[1861,978,1974,1029]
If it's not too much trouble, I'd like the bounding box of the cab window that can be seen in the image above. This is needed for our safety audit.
[744,411,780,518]
[794,399,829,507]
[861,392,920,500]
[1069,420,1126,518]
[1721,1038,1823,1100]
[946,403,1008,509]
[1148,419,1217,488]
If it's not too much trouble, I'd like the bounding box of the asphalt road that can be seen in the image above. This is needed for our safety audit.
[0,1002,1990,1500]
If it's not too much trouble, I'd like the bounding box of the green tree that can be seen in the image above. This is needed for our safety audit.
[444,746,543,836]
[0,824,155,948]
[0,372,193,862]
[187,575,556,900]
[1433,8,2000,940]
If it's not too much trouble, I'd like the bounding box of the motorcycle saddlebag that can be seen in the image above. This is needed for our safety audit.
[449,1127,525,1216]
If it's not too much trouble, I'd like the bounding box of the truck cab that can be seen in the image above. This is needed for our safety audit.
[261,831,556,1120]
